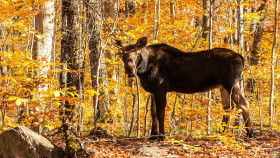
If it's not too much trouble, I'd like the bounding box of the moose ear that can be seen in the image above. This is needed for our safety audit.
[112,38,124,49]
[136,37,147,48]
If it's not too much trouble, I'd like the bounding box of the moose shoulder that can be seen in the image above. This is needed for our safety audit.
[112,37,254,140]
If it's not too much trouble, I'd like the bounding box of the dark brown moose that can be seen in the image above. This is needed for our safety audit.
[112,37,254,140]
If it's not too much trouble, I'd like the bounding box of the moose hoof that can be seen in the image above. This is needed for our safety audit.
[149,136,165,141]
[247,129,254,138]
[149,136,159,141]
[158,136,165,141]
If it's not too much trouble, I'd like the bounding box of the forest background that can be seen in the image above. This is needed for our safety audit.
[0,0,279,156]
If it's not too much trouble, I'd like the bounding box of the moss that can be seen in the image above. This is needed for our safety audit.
[66,137,80,157]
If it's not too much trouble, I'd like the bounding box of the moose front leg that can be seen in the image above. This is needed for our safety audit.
[149,94,159,140]
[153,92,167,141]
[220,87,234,133]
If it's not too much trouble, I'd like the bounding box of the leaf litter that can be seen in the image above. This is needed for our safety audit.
[48,130,280,157]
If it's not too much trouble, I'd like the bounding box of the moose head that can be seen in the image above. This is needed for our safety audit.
[112,37,147,77]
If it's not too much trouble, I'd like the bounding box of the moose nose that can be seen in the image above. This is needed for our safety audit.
[128,74,135,77]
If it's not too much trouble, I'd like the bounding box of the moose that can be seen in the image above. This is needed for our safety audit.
[112,37,254,140]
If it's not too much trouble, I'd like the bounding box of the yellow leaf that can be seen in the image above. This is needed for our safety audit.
[31,98,42,102]
[8,96,18,101]
[87,90,100,96]
[45,125,55,130]
[54,91,60,97]
[165,138,183,143]
[16,98,22,106]
[11,124,18,128]
[179,123,186,126]
[183,144,202,150]
[9,77,18,84]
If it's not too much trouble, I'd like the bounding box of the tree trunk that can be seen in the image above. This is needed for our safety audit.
[103,1,118,96]
[144,95,151,136]
[125,0,136,16]
[257,87,263,132]
[190,94,195,137]
[269,0,278,124]
[202,0,213,135]
[128,93,136,137]
[29,0,55,133]
[103,0,115,18]
[60,0,84,156]
[249,0,268,65]
[0,26,8,127]
[124,93,128,135]
[229,2,233,45]
[237,0,244,52]
[34,1,54,76]
[202,0,210,40]
[170,2,177,35]
[206,0,213,136]
[86,0,102,128]
[128,79,136,137]
[153,0,160,41]
[235,0,244,131]
[170,2,175,20]
[244,6,250,52]
[136,77,141,137]
[246,0,268,95]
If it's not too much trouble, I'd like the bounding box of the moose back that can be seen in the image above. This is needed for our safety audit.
[112,37,253,140]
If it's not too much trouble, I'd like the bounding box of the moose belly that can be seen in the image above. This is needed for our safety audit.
[168,76,222,93]
[169,84,222,93]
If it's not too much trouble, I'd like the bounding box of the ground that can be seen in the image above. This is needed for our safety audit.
[48,130,280,157]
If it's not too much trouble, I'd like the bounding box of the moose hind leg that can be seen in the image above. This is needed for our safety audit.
[220,87,233,133]
[232,82,254,138]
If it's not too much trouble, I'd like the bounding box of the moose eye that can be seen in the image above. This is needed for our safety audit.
[119,53,123,58]
[126,58,133,63]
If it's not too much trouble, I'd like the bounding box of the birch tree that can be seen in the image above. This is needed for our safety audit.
[153,0,160,41]
[202,0,213,136]
[269,0,278,124]
[29,0,55,133]
[33,1,54,77]
[237,0,244,52]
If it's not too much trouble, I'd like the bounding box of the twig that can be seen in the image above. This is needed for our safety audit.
[135,76,141,137]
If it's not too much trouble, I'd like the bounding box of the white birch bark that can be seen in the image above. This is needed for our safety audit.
[35,1,54,86]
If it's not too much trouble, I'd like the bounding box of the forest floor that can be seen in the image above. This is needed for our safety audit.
[48,129,280,157]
